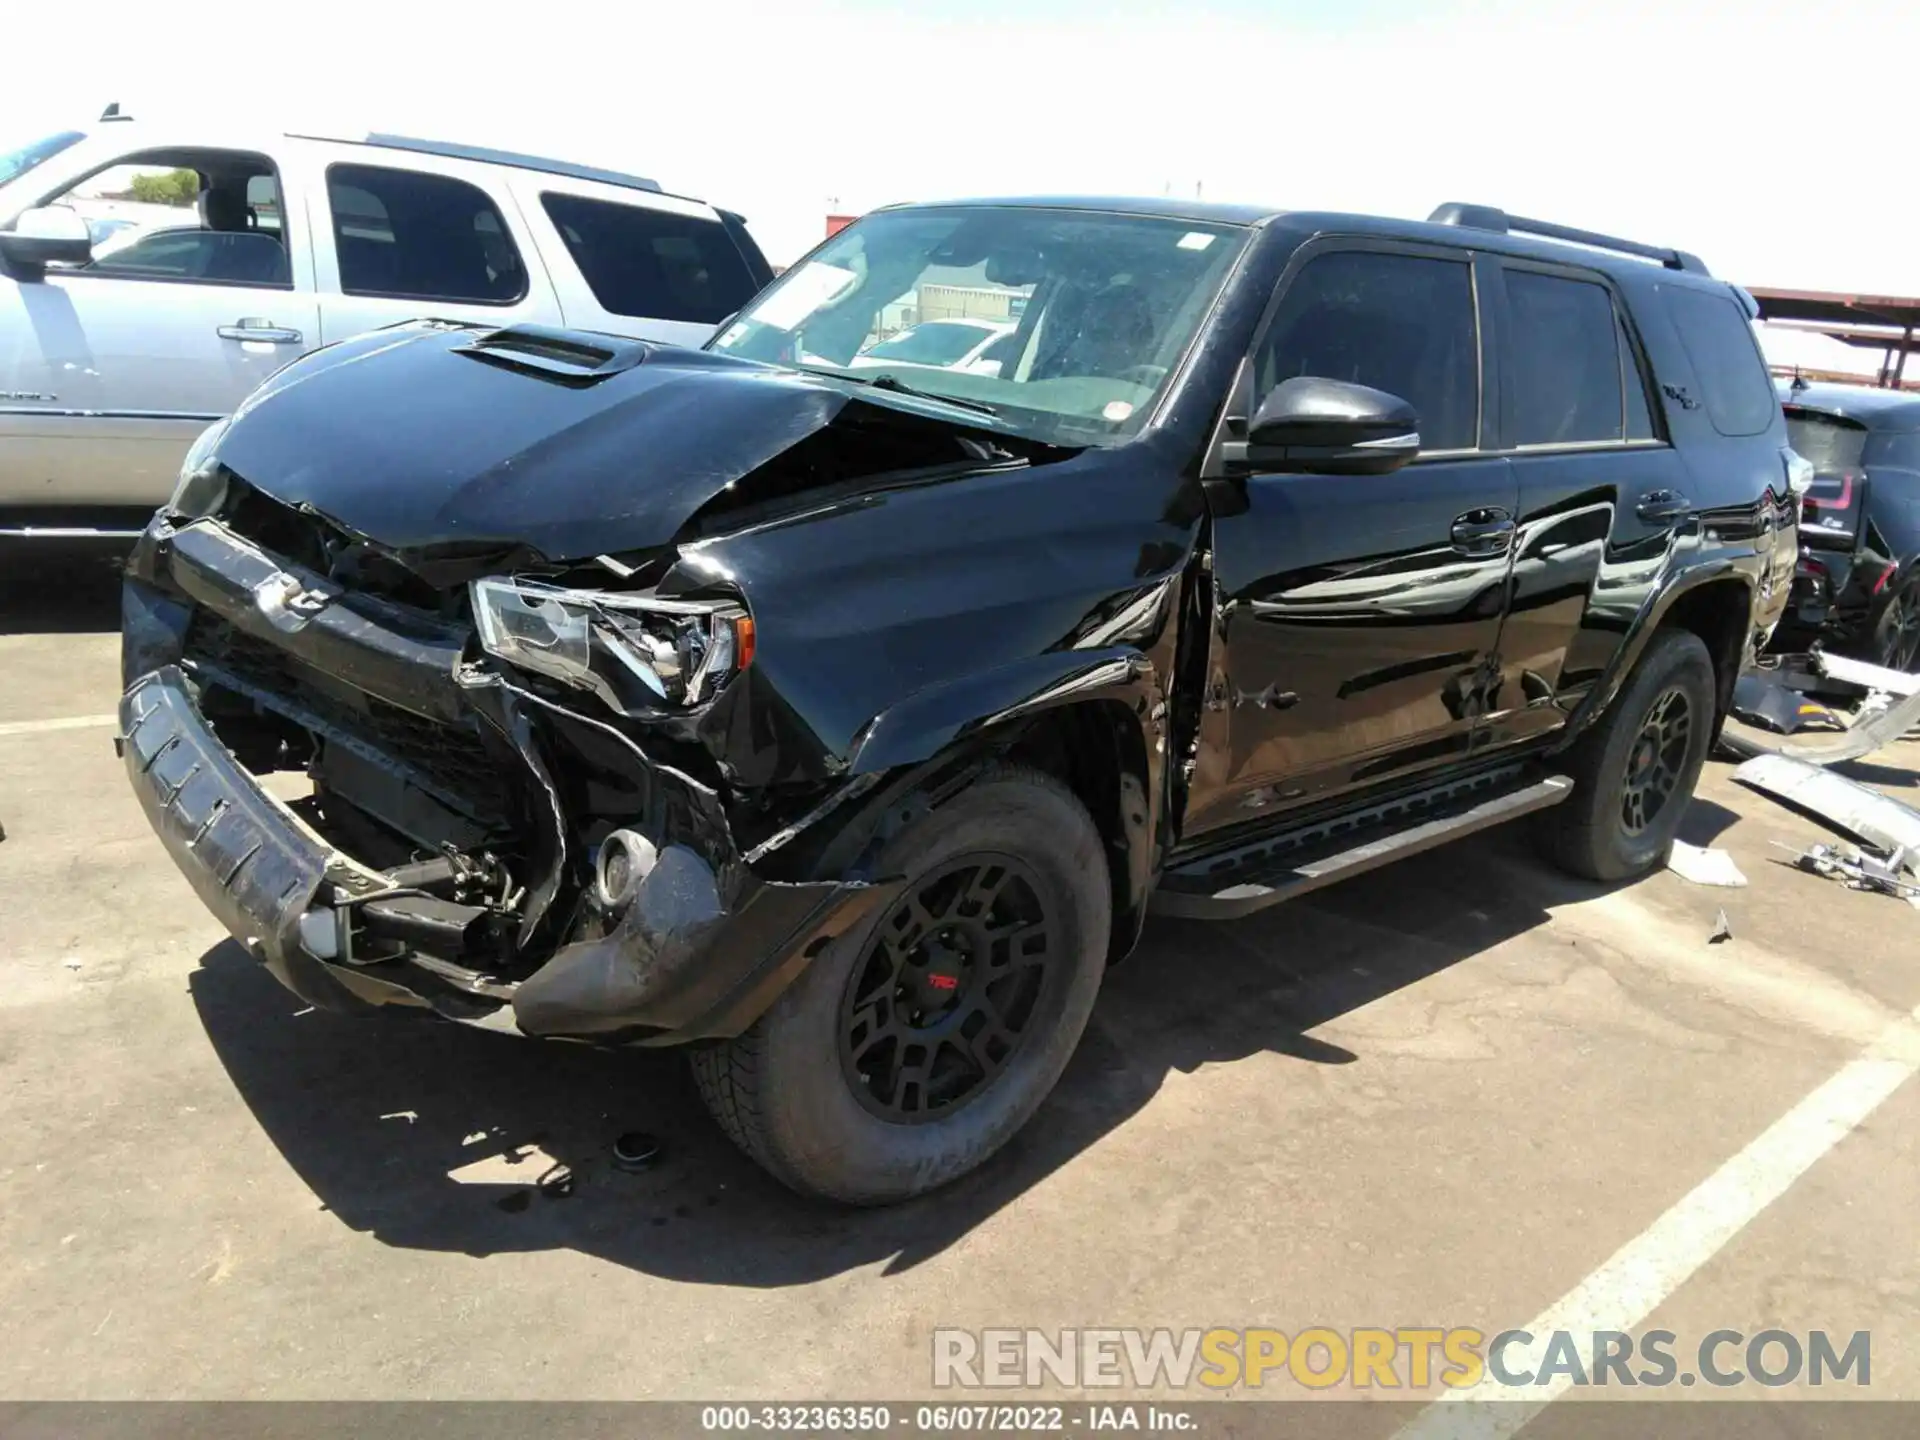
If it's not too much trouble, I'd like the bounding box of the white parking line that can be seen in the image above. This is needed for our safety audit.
[1396,1000,1920,1440]
[0,714,118,739]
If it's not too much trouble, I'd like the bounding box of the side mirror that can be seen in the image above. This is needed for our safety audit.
[1239,376,1421,476]
[0,206,94,273]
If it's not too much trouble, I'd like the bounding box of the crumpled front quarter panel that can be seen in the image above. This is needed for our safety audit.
[688,443,1203,784]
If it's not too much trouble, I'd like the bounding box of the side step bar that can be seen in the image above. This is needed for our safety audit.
[0,525,146,539]
[1152,773,1574,921]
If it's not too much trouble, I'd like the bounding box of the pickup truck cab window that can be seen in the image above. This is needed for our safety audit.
[326,163,526,305]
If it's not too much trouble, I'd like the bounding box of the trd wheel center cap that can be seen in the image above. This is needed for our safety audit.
[1629,736,1657,780]
[906,933,973,1021]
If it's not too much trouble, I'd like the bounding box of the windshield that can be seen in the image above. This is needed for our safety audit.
[1785,409,1869,474]
[0,130,85,190]
[711,205,1248,446]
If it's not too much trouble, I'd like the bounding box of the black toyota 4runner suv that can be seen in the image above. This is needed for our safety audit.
[119,198,1796,1203]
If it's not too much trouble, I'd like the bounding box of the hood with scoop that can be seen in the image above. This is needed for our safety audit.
[209,322,999,568]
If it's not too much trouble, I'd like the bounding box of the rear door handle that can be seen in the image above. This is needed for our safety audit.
[218,319,303,345]
[1635,489,1691,524]
[1450,508,1514,557]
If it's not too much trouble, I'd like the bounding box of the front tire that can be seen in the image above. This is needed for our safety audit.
[1544,628,1717,882]
[690,766,1110,1205]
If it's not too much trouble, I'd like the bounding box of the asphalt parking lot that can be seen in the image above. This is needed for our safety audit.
[3,540,1918,1418]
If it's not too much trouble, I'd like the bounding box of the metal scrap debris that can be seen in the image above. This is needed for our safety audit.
[1786,842,1920,904]
[1667,840,1748,887]
[1734,753,1920,854]
[1727,652,1920,765]
[1736,752,1920,909]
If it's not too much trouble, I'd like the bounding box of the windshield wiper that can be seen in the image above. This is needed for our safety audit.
[799,365,999,418]
[862,374,999,416]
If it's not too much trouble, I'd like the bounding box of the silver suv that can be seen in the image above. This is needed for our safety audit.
[0,110,773,536]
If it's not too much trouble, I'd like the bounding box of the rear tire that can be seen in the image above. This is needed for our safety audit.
[690,766,1110,1205]
[1865,577,1920,674]
[1544,628,1716,882]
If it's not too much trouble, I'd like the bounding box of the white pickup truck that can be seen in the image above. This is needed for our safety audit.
[0,111,775,535]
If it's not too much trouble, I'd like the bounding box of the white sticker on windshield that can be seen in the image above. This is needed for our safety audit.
[749,261,860,332]
[1103,400,1135,422]
[1177,232,1217,251]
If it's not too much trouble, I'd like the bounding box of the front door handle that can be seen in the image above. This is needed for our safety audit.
[1450,508,1515,557]
[218,318,303,345]
[1635,489,1692,525]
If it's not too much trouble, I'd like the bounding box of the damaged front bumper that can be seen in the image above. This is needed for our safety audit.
[120,518,898,1044]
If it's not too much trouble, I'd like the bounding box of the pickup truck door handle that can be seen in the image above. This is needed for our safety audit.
[1450,508,1515,557]
[218,319,304,345]
[1635,489,1691,525]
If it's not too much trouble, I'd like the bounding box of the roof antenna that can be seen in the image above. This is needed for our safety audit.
[1789,368,1810,393]
[100,101,131,122]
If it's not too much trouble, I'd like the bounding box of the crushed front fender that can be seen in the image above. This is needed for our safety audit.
[511,844,902,1043]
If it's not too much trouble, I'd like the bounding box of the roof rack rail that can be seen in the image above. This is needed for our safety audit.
[1427,203,1709,276]
[317,133,662,194]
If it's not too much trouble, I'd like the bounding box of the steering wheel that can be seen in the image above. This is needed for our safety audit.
[1115,364,1167,387]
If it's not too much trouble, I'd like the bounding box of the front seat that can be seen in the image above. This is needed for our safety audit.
[198,183,252,233]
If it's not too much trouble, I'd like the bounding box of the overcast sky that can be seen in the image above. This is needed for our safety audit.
[5,0,1914,372]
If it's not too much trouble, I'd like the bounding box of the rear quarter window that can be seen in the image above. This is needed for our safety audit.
[1660,287,1777,437]
[540,192,758,324]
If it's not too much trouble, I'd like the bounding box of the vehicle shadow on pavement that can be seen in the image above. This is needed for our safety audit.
[0,540,127,635]
[188,823,1623,1288]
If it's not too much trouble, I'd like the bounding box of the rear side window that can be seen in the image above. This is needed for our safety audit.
[1256,249,1479,452]
[540,192,758,324]
[1502,270,1623,446]
[1662,287,1776,436]
[327,164,526,305]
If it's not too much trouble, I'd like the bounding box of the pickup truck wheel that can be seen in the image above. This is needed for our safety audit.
[689,767,1110,1205]
[1544,628,1715,882]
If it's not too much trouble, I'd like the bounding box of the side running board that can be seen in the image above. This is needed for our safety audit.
[1152,772,1574,921]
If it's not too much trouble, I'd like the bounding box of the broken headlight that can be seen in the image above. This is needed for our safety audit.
[470,578,754,711]
[167,417,232,518]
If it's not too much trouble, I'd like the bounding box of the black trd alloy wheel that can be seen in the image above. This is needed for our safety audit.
[690,767,1110,1205]
[839,855,1059,1123]
[1619,687,1692,836]
[1544,628,1717,883]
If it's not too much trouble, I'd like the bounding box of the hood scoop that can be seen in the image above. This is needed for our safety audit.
[452,325,654,387]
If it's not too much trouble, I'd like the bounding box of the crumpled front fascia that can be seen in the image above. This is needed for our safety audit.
[482,673,903,1042]
[512,844,902,1042]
